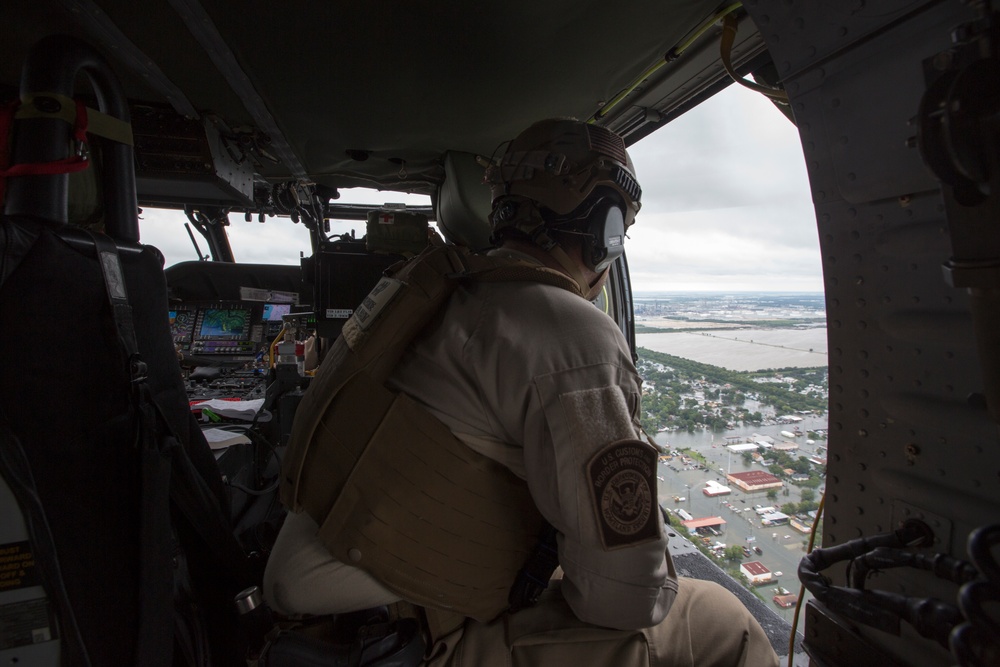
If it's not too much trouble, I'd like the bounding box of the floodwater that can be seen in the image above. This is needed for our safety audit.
[636,328,828,371]
[651,414,829,452]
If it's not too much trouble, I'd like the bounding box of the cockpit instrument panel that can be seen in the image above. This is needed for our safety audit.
[261,302,291,338]
[190,302,261,356]
[169,307,196,351]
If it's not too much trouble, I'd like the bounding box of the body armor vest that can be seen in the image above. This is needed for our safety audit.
[281,242,580,621]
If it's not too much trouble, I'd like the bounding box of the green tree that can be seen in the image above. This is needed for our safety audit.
[801,488,816,503]
[724,545,745,561]
[766,489,778,501]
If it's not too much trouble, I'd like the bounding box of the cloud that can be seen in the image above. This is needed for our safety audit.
[626,84,822,292]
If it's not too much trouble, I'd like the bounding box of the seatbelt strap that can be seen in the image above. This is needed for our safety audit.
[87,231,174,667]
[88,233,261,662]
[88,232,253,583]
[87,232,146,379]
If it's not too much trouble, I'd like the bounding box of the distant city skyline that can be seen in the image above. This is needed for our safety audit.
[139,84,822,294]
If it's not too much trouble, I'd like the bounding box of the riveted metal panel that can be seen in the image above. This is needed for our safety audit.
[743,1,998,665]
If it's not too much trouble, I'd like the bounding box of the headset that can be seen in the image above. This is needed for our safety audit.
[547,188,627,273]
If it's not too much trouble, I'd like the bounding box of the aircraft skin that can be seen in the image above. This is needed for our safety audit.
[0,1,998,666]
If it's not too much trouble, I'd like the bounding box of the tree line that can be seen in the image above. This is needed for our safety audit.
[637,348,827,434]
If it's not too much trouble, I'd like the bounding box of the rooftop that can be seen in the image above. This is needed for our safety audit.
[741,561,771,576]
[682,516,727,529]
[728,471,783,485]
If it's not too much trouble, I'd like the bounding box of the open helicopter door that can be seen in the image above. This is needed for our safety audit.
[0,36,258,666]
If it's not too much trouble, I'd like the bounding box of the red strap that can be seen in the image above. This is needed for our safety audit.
[0,98,92,204]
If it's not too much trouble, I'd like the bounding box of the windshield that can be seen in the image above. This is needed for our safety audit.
[139,188,433,267]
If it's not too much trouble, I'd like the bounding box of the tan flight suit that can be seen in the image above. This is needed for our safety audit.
[264,249,779,666]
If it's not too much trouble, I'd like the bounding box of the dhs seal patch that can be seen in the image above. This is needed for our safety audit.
[587,440,661,549]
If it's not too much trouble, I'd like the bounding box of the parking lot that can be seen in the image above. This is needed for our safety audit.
[656,450,816,616]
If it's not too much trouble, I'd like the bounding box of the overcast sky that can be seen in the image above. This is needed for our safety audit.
[140,83,822,294]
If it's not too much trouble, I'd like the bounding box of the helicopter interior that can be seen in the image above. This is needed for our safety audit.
[1,1,999,666]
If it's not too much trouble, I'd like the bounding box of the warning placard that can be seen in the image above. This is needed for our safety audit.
[0,598,53,649]
[0,541,40,592]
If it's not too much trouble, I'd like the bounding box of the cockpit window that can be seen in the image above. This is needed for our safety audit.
[139,188,432,267]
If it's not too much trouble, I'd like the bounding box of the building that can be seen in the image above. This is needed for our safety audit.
[681,516,727,534]
[740,560,773,585]
[703,481,732,497]
[727,443,759,454]
[790,517,813,533]
[777,415,804,423]
[726,470,784,493]
[773,594,798,608]
[761,511,790,526]
[773,441,799,452]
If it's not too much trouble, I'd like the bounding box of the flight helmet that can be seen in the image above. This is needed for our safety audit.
[486,118,641,272]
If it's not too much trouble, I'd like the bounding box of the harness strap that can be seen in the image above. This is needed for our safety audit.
[88,231,174,667]
[466,254,584,296]
[86,231,256,664]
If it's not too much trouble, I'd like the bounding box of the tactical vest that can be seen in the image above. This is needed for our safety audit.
[281,242,581,622]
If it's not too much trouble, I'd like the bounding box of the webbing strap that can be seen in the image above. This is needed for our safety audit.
[442,244,585,296]
[467,259,583,295]
[87,232,256,577]
[86,232,254,664]
[16,92,134,145]
[87,231,173,667]
[87,232,145,381]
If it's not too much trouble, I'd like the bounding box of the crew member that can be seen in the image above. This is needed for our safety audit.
[265,118,779,666]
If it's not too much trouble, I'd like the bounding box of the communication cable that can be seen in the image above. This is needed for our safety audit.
[787,490,824,667]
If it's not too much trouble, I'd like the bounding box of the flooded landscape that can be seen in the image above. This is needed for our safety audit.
[637,327,828,371]
[631,293,829,622]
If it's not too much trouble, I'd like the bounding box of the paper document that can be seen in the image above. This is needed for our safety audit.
[191,398,270,422]
[201,427,252,450]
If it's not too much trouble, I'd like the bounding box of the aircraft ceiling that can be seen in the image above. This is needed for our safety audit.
[0,1,770,196]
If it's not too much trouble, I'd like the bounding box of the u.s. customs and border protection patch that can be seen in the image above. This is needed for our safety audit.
[587,439,661,549]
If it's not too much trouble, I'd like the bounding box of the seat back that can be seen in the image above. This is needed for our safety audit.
[435,150,494,251]
[0,36,251,667]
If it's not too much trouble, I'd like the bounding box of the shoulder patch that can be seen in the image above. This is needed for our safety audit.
[587,440,661,550]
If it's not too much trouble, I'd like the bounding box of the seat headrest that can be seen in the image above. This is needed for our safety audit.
[435,151,493,251]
